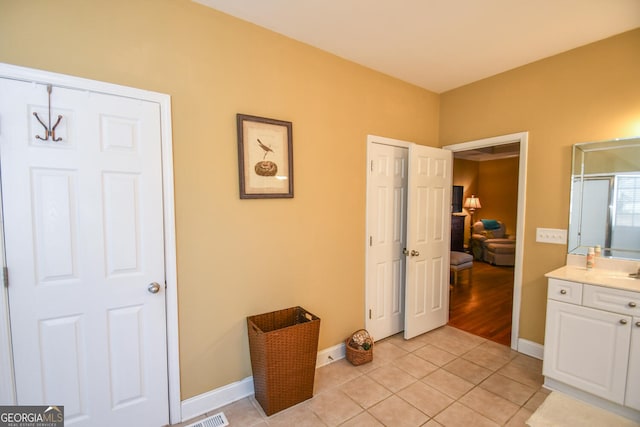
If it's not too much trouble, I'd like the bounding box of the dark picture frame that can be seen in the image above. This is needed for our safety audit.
[236,114,293,199]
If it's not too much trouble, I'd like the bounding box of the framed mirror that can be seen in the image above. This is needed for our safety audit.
[568,137,640,260]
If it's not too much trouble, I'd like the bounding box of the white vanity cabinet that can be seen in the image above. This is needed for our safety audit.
[627,316,640,411]
[543,278,640,411]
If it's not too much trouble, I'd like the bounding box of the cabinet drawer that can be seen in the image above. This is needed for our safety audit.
[583,285,640,316]
[548,278,582,304]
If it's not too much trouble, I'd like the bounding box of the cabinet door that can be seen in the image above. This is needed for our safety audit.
[626,317,640,410]
[543,300,631,404]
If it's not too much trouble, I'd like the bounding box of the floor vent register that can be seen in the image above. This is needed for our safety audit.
[185,412,229,427]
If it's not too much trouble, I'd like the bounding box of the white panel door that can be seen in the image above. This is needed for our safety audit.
[404,144,452,339]
[0,79,168,426]
[366,143,408,340]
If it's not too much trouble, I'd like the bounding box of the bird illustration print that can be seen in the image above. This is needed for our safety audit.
[254,138,278,176]
[257,138,274,159]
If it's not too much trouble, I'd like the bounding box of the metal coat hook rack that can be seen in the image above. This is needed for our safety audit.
[33,84,63,142]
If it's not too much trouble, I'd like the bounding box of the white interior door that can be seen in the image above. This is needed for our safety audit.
[366,137,451,341]
[0,79,169,426]
[404,143,452,339]
[366,143,408,340]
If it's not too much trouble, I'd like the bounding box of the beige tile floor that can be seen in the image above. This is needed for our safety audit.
[175,326,550,427]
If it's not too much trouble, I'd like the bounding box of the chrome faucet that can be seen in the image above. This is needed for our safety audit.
[630,267,640,279]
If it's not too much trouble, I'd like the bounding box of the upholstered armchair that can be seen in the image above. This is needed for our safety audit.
[470,220,516,266]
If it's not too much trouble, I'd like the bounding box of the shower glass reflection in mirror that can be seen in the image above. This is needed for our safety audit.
[569,137,640,260]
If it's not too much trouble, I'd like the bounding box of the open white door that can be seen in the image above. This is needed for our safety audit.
[404,143,452,339]
[366,136,452,341]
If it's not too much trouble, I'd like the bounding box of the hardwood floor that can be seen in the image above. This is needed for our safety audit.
[448,260,514,346]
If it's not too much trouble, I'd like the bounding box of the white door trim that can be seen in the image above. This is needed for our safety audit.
[0,63,181,424]
[443,131,529,350]
[367,134,412,149]
[0,175,14,403]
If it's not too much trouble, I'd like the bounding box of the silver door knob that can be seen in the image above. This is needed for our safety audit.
[411,250,420,257]
[629,302,637,308]
[148,282,161,294]
[620,319,628,325]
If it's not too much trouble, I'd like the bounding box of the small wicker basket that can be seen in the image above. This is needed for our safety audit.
[345,329,373,366]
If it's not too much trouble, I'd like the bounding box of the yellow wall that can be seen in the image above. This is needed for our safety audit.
[453,157,519,243]
[440,29,640,344]
[478,157,519,236]
[453,159,479,243]
[583,144,640,174]
[0,0,439,398]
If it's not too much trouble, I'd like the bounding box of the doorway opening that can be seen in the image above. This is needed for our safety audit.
[443,132,528,350]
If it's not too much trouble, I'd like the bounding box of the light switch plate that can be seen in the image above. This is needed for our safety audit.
[536,228,567,244]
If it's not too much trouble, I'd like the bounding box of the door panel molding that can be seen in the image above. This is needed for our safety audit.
[0,63,181,424]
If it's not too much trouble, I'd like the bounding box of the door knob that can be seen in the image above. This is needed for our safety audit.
[148,282,161,294]
[411,250,420,257]
[403,248,409,256]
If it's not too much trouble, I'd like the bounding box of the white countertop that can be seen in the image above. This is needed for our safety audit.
[546,259,640,293]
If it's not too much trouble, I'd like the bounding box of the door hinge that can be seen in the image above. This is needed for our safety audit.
[369,236,373,246]
[369,309,372,319]
[370,160,374,172]
[3,267,8,288]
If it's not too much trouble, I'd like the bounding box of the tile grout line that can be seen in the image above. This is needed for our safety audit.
[343,337,525,425]
[371,333,543,425]
[186,326,547,427]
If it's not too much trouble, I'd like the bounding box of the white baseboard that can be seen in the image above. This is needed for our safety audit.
[181,376,254,422]
[180,342,346,422]
[316,342,346,367]
[517,338,544,360]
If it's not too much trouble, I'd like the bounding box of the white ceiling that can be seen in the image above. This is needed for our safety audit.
[194,0,640,93]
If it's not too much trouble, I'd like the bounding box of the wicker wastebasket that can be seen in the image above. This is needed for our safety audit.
[247,306,321,416]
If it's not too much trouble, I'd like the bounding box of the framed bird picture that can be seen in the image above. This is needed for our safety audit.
[236,114,293,199]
